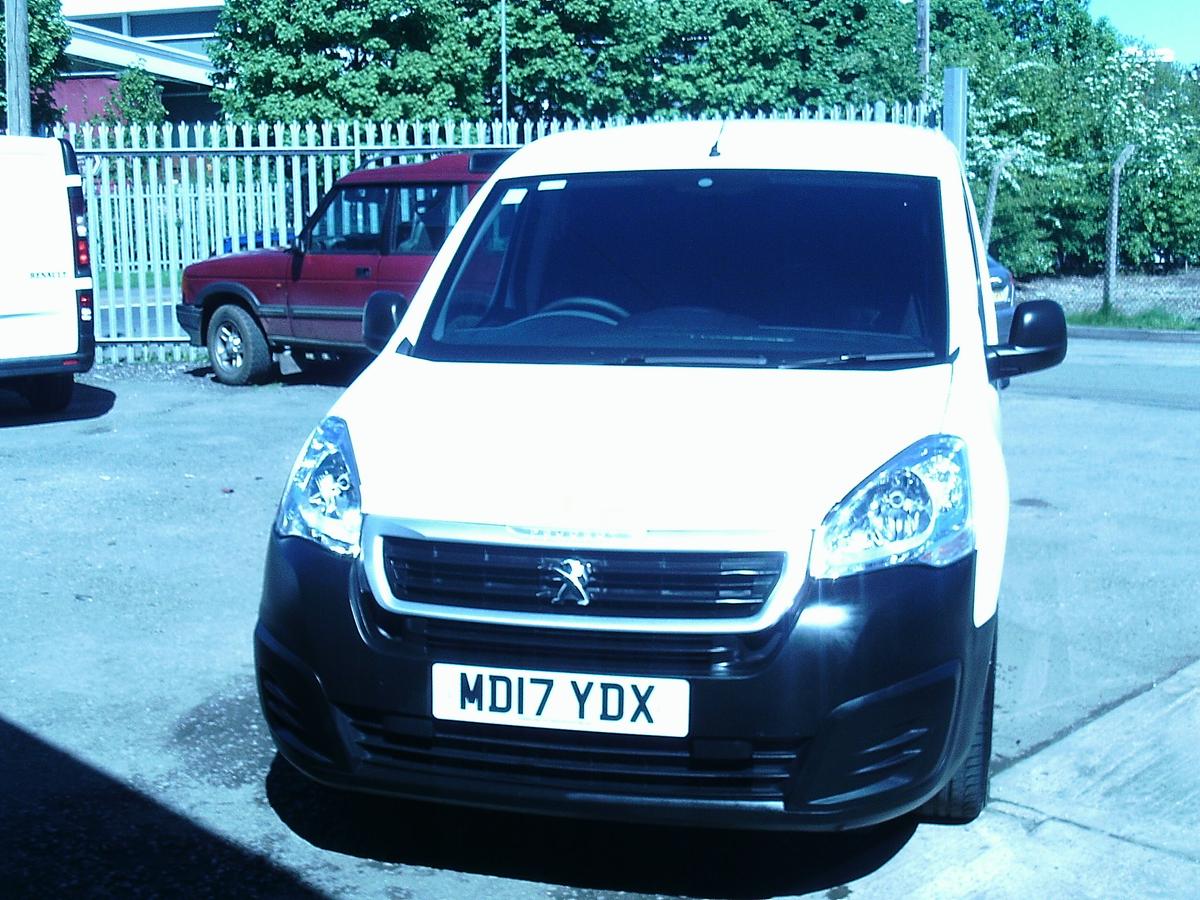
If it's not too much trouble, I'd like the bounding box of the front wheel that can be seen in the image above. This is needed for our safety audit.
[22,373,74,413]
[207,304,273,385]
[920,634,995,824]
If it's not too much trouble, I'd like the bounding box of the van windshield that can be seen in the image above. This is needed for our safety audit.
[413,169,948,368]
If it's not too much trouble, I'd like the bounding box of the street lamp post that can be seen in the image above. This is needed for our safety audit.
[916,0,930,103]
[500,0,509,136]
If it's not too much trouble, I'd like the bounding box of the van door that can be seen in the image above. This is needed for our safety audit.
[288,184,391,345]
[0,138,79,362]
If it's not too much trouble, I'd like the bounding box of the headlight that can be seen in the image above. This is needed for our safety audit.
[808,435,973,580]
[275,416,363,556]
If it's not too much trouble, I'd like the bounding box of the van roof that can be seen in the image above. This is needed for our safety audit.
[492,120,963,182]
[0,134,64,156]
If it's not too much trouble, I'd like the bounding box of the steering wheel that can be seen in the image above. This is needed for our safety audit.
[529,296,631,325]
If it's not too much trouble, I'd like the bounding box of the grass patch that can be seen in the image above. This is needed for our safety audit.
[1067,306,1200,331]
[95,268,177,293]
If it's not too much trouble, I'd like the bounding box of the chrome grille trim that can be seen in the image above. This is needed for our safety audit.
[361,516,811,634]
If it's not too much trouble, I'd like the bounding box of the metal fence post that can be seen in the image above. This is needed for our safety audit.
[982,150,1016,250]
[942,68,968,164]
[1103,144,1136,316]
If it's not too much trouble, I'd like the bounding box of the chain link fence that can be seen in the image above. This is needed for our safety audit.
[982,147,1200,330]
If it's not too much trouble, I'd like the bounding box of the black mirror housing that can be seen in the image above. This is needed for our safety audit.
[987,299,1067,381]
[363,291,409,355]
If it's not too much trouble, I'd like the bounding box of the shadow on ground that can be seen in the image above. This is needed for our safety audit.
[0,718,319,899]
[266,755,917,899]
[0,383,116,429]
[186,354,370,390]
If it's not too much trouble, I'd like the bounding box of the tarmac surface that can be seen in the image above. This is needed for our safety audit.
[1,337,1197,898]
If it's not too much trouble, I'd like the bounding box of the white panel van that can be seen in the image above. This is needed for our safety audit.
[0,136,94,412]
[255,122,1067,829]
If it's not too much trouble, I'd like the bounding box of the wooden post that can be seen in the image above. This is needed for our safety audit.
[4,0,31,134]
[1103,144,1136,316]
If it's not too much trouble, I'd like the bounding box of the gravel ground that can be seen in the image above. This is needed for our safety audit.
[1019,269,1200,319]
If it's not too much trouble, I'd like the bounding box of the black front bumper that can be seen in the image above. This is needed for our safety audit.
[176,302,203,346]
[255,534,994,831]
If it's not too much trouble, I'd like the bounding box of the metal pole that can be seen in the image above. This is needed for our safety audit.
[982,149,1016,250]
[4,0,33,135]
[1103,144,1136,316]
[916,0,930,104]
[942,68,968,163]
[500,0,509,136]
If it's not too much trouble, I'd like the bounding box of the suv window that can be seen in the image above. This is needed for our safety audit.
[309,185,391,254]
[417,169,949,367]
[392,184,470,254]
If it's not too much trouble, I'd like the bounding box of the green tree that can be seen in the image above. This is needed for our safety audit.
[0,0,71,127]
[468,0,660,119]
[205,0,1200,275]
[95,65,168,126]
[980,3,1200,274]
[210,0,492,121]
[643,1,805,116]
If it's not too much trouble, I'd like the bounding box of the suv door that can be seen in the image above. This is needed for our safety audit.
[289,184,392,344]
[377,183,471,303]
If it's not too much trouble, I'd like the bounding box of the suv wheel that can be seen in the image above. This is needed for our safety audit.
[22,373,74,413]
[920,633,995,824]
[207,304,273,385]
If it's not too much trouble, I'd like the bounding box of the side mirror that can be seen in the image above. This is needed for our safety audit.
[986,299,1067,380]
[362,291,409,355]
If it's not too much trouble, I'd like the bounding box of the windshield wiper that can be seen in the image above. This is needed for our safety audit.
[604,350,949,369]
[777,350,942,370]
[609,354,771,367]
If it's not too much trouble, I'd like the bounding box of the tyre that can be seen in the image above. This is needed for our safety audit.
[920,634,996,824]
[22,373,74,413]
[206,304,273,385]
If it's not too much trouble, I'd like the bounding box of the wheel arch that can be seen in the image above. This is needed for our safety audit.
[196,282,266,342]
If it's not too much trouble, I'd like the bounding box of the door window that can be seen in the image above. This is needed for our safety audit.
[392,184,470,254]
[309,186,391,254]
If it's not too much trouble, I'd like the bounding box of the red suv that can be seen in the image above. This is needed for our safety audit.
[177,151,507,384]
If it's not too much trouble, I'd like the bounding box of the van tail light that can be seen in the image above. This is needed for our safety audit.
[69,186,91,277]
[78,290,93,323]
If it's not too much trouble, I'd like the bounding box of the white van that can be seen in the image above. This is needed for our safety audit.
[0,136,94,412]
[255,121,1067,830]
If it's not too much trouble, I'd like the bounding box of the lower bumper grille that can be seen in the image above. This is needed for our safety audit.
[343,709,802,801]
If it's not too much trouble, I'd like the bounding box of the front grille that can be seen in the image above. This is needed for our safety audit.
[380,537,785,620]
[342,709,801,802]
[365,610,793,677]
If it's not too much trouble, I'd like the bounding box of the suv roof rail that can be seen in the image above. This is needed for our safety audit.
[351,146,518,174]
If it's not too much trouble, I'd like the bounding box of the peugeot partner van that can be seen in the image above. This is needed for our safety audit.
[255,122,1066,830]
[0,136,94,412]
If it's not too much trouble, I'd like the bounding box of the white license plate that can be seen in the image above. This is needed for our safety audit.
[431,663,690,738]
